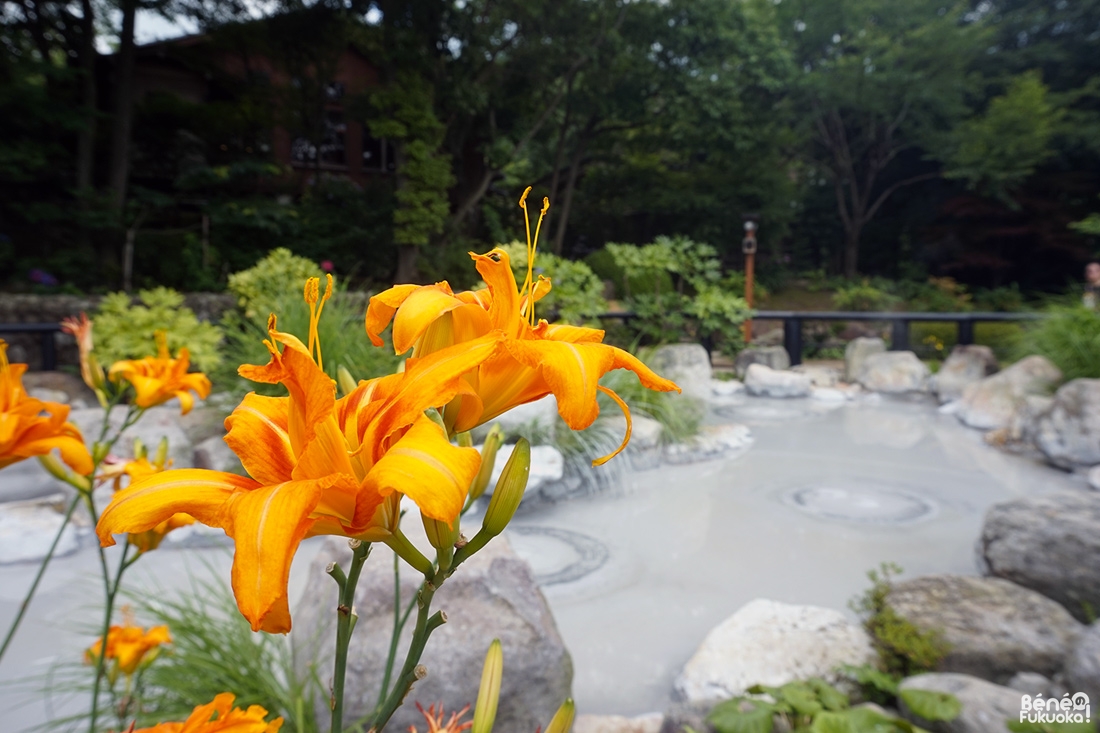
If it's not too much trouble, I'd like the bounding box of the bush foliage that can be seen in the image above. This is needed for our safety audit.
[92,288,224,371]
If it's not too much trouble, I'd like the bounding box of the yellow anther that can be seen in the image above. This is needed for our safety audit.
[518,186,532,208]
[304,277,320,306]
[322,273,333,303]
[267,313,278,333]
[540,197,550,215]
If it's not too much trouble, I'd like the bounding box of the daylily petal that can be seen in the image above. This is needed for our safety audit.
[221,479,325,633]
[224,394,295,486]
[470,249,523,336]
[610,348,682,394]
[503,339,615,429]
[365,414,480,525]
[392,286,468,355]
[365,283,428,347]
[538,322,606,344]
[97,469,258,547]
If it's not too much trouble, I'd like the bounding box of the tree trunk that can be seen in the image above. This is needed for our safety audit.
[843,223,863,280]
[107,0,137,210]
[552,124,592,255]
[394,245,419,284]
[75,0,96,193]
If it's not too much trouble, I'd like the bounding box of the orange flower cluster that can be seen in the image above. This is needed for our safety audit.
[85,621,171,676]
[129,692,282,733]
[108,331,212,414]
[0,339,92,474]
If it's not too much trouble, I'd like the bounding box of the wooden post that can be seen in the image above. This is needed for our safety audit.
[743,249,755,344]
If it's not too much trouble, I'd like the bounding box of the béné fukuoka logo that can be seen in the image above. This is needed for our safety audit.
[1020,693,1091,725]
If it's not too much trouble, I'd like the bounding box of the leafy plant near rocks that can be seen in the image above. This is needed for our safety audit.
[92,287,224,371]
[131,568,322,733]
[494,241,608,325]
[701,677,960,733]
[849,563,951,679]
[226,247,324,320]
[832,281,899,312]
[606,236,752,357]
[1014,305,1100,381]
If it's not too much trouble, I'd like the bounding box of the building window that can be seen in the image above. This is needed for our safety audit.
[362,126,398,172]
[291,110,347,167]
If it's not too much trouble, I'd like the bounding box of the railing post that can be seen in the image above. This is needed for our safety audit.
[784,317,803,366]
[40,330,57,371]
[890,319,909,351]
[957,318,974,346]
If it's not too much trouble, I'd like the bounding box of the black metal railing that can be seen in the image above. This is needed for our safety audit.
[0,323,62,371]
[751,311,1041,366]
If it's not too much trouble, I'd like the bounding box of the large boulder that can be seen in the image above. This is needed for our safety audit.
[672,599,876,705]
[886,575,1083,680]
[979,491,1100,622]
[1064,622,1100,714]
[293,535,572,733]
[845,337,887,382]
[856,351,930,393]
[575,713,663,733]
[734,346,790,379]
[663,423,752,465]
[743,364,812,398]
[1089,466,1100,491]
[1032,379,1100,468]
[0,498,81,564]
[791,364,841,388]
[898,673,1022,733]
[955,356,1062,430]
[649,344,712,400]
[931,345,998,404]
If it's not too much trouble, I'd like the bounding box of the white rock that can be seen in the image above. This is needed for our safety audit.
[792,364,841,388]
[68,406,194,467]
[28,388,70,404]
[845,337,886,382]
[743,364,812,398]
[0,499,82,564]
[710,379,745,397]
[664,424,752,464]
[931,345,998,404]
[734,346,790,379]
[856,351,929,393]
[193,436,243,474]
[899,673,1023,733]
[955,355,1061,430]
[1032,378,1100,468]
[811,387,848,403]
[938,400,961,415]
[1089,465,1100,491]
[492,395,559,432]
[574,713,663,733]
[482,444,564,492]
[649,344,712,399]
[673,599,876,705]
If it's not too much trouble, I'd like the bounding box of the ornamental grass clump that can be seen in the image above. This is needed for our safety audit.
[85,186,679,733]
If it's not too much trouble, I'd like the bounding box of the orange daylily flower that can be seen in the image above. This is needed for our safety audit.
[128,692,283,733]
[365,192,679,464]
[98,277,501,633]
[98,455,196,552]
[85,620,171,676]
[60,312,107,395]
[108,331,212,414]
[0,339,93,474]
[410,703,472,733]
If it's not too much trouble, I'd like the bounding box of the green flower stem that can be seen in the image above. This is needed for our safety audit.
[368,574,446,733]
[330,540,371,733]
[88,531,133,733]
[0,492,82,663]
[370,555,419,720]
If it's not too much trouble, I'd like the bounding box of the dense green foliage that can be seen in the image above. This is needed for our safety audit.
[92,288,224,371]
[1015,306,1100,381]
[3,0,1098,296]
[227,248,325,320]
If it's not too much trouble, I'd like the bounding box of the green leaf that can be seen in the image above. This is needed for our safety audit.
[807,678,851,712]
[779,681,825,717]
[899,689,962,722]
[841,664,900,697]
[707,699,776,733]
[808,711,854,733]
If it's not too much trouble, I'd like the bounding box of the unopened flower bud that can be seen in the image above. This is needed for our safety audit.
[481,439,530,537]
[38,452,91,492]
[472,639,503,733]
[336,365,358,397]
[422,514,457,572]
[543,699,575,733]
[131,438,147,460]
[469,425,505,503]
[153,437,169,469]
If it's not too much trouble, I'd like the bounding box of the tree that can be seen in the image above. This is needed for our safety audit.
[778,0,986,278]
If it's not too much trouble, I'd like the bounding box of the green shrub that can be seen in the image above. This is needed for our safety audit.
[495,241,608,325]
[894,277,972,313]
[973,283,1027,312]
[832,281,899,312]
[850,563,950,678]
[1014,305,1100,381]
[92,288,224,371]
[975,321,1024,362]
[227,247,324,320]
[215,287,401,396]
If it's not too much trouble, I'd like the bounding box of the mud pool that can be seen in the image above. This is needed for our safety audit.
[0,393,1087,729]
